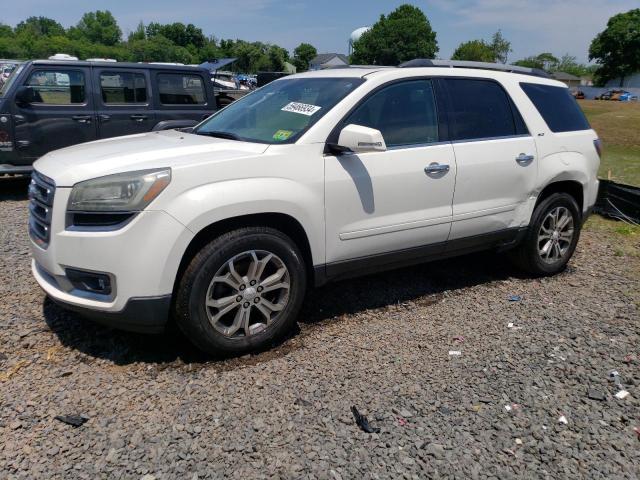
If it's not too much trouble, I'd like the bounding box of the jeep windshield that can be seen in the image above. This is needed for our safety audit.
[194,77,364,144]
[0,63,24,98]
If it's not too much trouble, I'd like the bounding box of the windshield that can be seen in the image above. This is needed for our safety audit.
[194,77,364,144]
[0,63,24,97]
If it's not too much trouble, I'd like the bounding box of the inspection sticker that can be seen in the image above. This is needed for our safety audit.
[281,102,322,116]
[273,129,293,141]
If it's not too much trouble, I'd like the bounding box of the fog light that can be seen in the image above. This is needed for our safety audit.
[66,268,112,295]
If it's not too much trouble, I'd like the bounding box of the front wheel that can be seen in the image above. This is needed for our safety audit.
[510,193,582,276]
[175,227,307,356]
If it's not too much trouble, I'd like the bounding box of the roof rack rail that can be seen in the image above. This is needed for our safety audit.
[398,59,550,79]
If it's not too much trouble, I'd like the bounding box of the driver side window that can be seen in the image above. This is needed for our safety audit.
[346,80,439,147]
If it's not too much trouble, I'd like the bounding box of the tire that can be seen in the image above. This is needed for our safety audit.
[175,227,307,356]
[510,193,582,276]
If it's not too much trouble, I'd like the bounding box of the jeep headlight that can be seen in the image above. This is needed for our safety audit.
[67,168,171,212]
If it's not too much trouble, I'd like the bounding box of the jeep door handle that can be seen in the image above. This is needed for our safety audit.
[130,114,148,122]
[515,153,534,165]
[98,114,111,122]
[424,163,450,174]
[72,115,92,124]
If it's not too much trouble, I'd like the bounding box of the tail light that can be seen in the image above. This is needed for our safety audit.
[593,138,602,159]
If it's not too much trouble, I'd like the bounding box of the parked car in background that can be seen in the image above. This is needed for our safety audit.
[619,92,638,102]
[29,60,600,355]
[571,89,585,99]
[0,59,217,175]
[594,89,635,101]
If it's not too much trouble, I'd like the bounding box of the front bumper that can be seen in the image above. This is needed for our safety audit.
[30,186,194,331]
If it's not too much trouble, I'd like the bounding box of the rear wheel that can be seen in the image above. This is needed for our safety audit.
[175,227,307,356]
[510,193,582,275]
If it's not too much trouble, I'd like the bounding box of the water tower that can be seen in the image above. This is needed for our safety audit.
[349,26,371,55]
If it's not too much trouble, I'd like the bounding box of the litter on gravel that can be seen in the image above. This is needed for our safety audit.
[54,414,88,428]
[448,350,462,356]
[615,390,630,400]
[351,406,380,434]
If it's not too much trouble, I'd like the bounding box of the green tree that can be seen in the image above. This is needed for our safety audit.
[490,30,511,64]
[451,39,495,62]
[72,10,121,46]
[589,8,640,86]
[513,52,558,70]
[128,35,195,63]
[128,21,146,42]
[292,43,317,72]
[146,22,206,49]
[0,23,13,37]
[351,4,438,65]
[15,16,65,37]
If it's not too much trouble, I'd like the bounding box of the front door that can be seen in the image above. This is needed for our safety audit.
[93,68,155,139]
[13,66,97,161]
[325,79,456,268]
[440,77,538,241]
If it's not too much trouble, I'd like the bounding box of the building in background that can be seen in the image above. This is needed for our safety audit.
[309,53,349,70]
[551,71,581,88]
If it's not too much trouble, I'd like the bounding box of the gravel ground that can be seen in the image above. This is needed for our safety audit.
[1,176,639,479]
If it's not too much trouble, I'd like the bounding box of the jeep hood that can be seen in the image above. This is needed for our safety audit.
[34,129,269,186]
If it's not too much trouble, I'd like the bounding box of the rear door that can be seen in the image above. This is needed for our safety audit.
[93,68,155,138]
[12,66,97,160]
[152,70,213,125]
[440,77,537,241]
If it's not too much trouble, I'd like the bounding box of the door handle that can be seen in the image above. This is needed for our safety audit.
[98,114,111,122]
[72,115,92,124]
[515,153,534,165]
[424,163,450,174]
[130,114,148,122]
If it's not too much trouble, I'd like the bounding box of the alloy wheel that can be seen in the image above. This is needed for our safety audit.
[537,206,574,264]
[205,250,291,338]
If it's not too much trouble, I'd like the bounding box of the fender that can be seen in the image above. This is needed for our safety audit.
[164,177,325,266]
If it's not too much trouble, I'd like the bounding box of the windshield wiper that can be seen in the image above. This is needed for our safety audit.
[196,130,242,141]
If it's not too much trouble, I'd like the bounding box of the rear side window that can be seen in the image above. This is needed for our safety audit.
[25,70,86,104]
[346,80,439,147]
[443,78,524,141]
[100,72,147,104]
[520,83,590,132]
[158,73,206,105]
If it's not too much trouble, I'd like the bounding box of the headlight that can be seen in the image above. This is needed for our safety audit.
[67,168,171,212]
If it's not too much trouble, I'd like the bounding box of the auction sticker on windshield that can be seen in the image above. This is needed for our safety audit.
[281,102,322,116]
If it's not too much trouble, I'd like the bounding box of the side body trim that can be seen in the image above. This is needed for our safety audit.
[314,227,527,286]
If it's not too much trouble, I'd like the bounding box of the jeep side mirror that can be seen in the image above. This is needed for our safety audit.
[15,86,35,106]
[330,124,387,154]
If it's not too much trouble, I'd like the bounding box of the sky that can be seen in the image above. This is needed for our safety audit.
[1,0,637,63]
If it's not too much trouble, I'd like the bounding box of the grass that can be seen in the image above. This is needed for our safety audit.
[578,100,640,264]
[579,99,640,186]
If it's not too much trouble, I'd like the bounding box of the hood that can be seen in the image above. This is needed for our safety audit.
[34,129,269,186]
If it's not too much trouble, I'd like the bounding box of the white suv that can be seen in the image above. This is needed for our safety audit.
[29,60,601,355]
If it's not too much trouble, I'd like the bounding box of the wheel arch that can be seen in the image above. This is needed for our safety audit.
[535,179,584,215]
[172,212,316,296]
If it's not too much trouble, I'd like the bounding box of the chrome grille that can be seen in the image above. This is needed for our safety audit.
[28,171,56,248]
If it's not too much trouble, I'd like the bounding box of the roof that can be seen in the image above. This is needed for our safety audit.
[310,53,349,66]
[551,71,581,81]
[29,59,208,72]
[288,65,566,88]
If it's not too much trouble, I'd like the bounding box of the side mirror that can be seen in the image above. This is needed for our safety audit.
[15,86,35,106]
[330,124,387,154]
